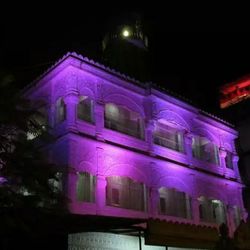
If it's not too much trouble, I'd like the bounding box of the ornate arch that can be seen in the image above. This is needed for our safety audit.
[156,176,193,196]
[103,94,145,118]
[155,109,190,131]
[78,86,95,100]
[196,185,228,204]
[192,127,219,145]
[104,163,148,185]
[77,160,96,176]
[53,85,66,103]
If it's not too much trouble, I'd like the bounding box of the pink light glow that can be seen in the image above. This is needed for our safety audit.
[26,52,246,236]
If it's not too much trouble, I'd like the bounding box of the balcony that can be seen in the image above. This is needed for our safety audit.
[154,135,183,152]
[105,119,144,140]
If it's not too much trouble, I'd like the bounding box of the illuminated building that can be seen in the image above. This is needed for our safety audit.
[24,52,246,249]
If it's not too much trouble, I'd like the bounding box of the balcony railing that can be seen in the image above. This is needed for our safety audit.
[154,135,183,152]
[105,119,143,139]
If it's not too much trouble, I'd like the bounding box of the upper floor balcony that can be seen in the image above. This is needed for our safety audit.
[44,95,240,181]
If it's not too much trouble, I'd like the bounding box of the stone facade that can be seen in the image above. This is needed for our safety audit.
[25,52,247,248]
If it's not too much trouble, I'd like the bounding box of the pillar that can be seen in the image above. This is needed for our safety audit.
[95,101,105,141]
[184,132,193,166]
[64,93,78,132]
[191,197,200,224]
[49,103,56,128]
[95,147,106,214]
[219,147,227,175]
[95,175,107,215]
[232,155,241,181]
[149,186,159,217]
[145,119,155,155]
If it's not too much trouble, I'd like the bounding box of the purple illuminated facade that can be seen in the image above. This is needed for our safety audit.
[25,52,246,248]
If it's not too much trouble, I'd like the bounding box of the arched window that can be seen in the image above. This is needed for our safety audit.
[104,103,144,139]
[198,196,227,224]
[159,187,192,219]
[106,176,147,211]
[76,172,96,203]
[56,98,66,123]
[77,96,94,123]
[192,136,220,165]
[153,121,184,152]
[225,151,234,169]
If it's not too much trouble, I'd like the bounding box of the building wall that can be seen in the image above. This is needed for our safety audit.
[68,232,205,250]
[26,54,247,236]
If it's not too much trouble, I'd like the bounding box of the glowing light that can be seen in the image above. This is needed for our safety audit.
[122,29,130,38]
[212,199,221,204]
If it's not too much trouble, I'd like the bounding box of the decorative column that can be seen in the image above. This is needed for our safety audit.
[191,197,200,224]
[149,186,159,217]
[184,132,193,166]
[232,155,241,181]
[188,173,199,223]
[148,162,159,217]
[95,101,105,141]
[219,147,227,175]
[145,119,155,155]
[64,93,78,132]
[95,175,107,215]
[227,205,235,237]
[49,103,56,128]
[95,147,106,214]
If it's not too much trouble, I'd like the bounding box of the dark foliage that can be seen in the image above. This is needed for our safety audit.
[0,72,67,236]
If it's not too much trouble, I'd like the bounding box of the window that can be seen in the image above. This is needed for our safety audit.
[159,188,192,219]
[106,176,147,211]
[225,151,234,169]
[56,98,66,123]
[77,96,94,123]
[153,122,184,152]
[105,103,144,139]
[198,197,226,224]
[76,172,96,202]
[192,136,220,165]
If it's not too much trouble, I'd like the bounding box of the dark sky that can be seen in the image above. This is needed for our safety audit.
[2,9,250,118]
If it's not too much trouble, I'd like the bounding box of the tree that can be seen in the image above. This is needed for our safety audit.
[0,72,66,237]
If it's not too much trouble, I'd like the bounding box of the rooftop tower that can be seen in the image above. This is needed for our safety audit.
[102,14,150,82]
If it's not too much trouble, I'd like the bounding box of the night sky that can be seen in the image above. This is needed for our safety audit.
[2,9,250,119]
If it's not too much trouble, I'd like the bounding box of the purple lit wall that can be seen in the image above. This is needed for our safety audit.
[25,52,247,237]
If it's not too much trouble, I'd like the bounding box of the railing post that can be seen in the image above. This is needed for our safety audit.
[64,93,78,132]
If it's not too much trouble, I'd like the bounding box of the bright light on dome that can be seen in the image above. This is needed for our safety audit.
[122,29,130,37]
